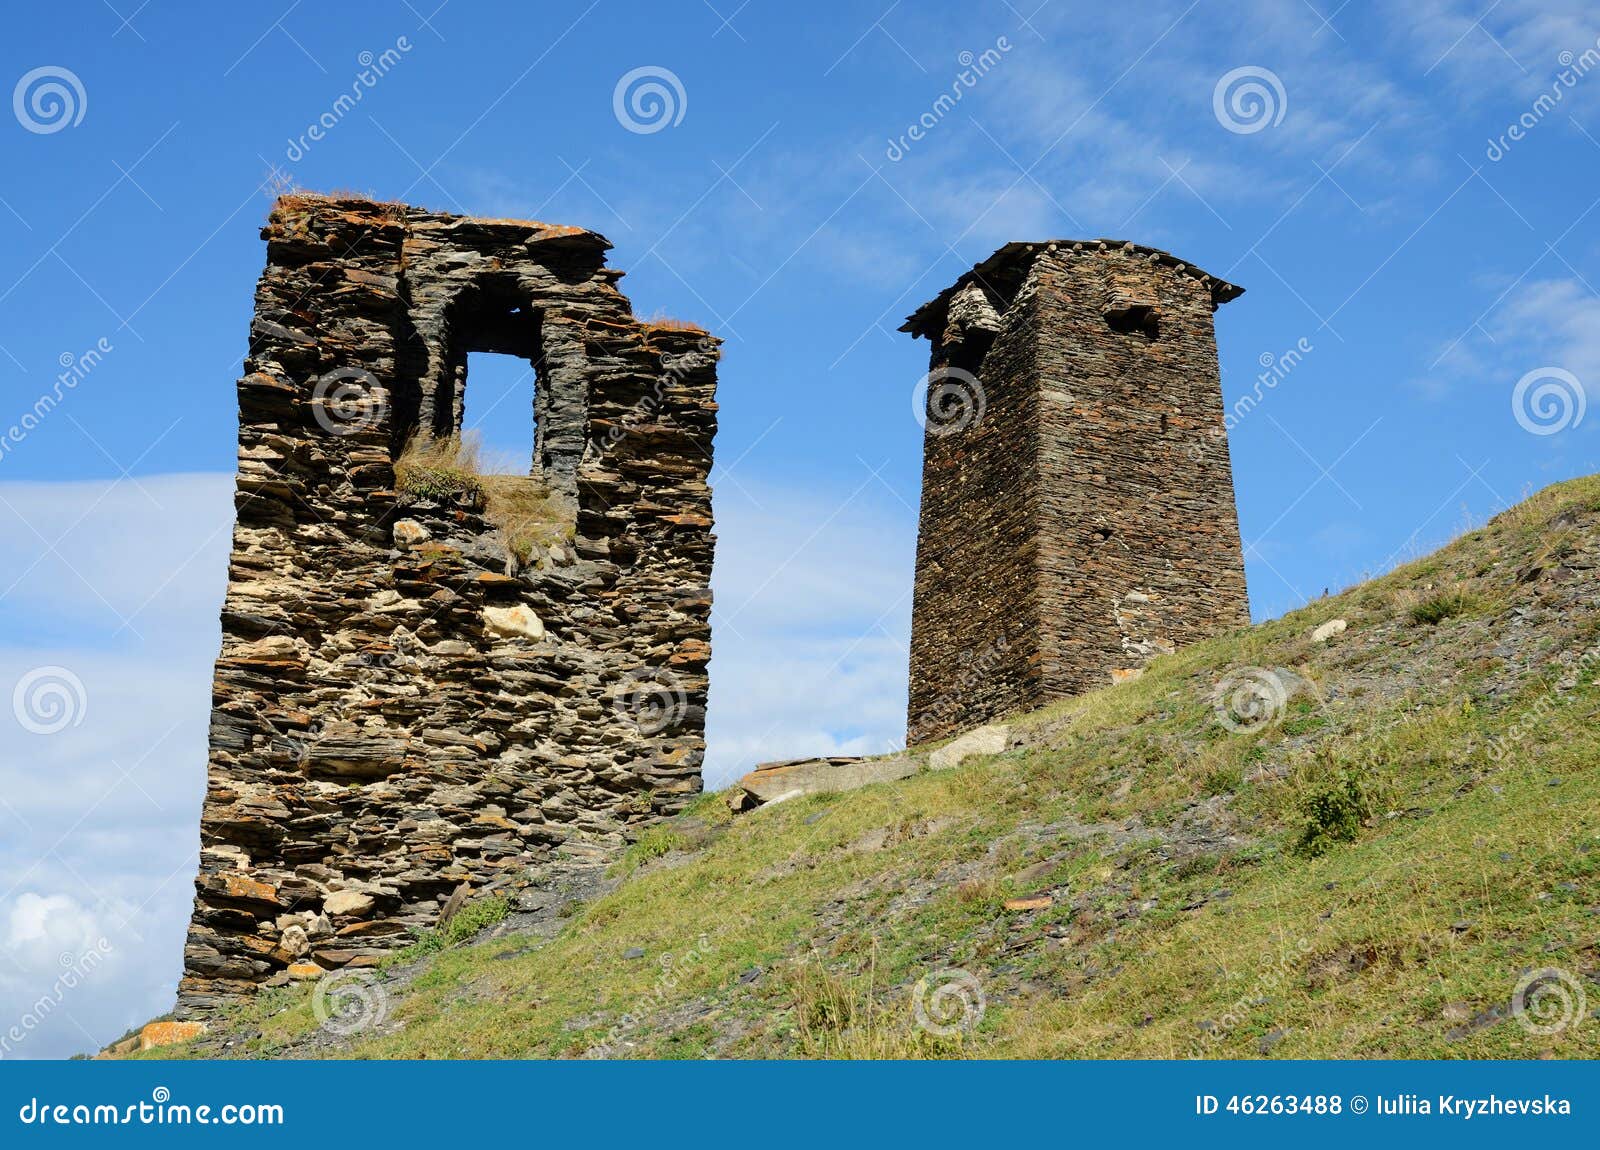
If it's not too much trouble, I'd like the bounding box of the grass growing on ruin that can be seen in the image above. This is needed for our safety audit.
[641,311,708,333]
[388,894,513,963]
[153,475,1600,1062]
[394,433,572,564]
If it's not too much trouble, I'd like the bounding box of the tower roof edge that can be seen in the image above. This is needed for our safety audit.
[900,239,1244,338]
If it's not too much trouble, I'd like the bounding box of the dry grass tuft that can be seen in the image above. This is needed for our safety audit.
[394,433,486,502]
[785,948,931,1059]
[481,474,572,564]
[394,433,570,565]
[642,311,707,333]
[281,187,406,208]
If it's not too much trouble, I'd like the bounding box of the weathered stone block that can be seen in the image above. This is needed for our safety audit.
[927,723,1012,770]
[731,756,922,809]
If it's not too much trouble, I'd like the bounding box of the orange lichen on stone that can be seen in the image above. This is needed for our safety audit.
[139,1020,206,1052]
[1003,894,1054,912]
[502,219,591,236]
[278,190,603,241]
[668,638,712,666]
[276,189,402,210]
[216,874,280,904]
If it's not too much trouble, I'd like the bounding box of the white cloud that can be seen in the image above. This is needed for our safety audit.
[0,891,156,1061]
[1425,275,1600,409]
[0,642,215,1057]
[1491,278,1600,386]
[706,476,916,787]
[0,473,235,644]
[1386,0,1598,99]
[0,473,230,1058]
[4,892,106,955]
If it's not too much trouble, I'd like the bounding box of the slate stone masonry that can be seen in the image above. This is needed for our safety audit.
[180,195,717,1010]
[902,240,1250,745]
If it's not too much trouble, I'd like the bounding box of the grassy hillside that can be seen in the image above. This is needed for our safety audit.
[154,476,1600,1059]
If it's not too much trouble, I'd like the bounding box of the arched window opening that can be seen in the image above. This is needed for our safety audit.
[392,282,579,569]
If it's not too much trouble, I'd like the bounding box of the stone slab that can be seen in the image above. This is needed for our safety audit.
[928,723,1012,770]
[731,755,921,809]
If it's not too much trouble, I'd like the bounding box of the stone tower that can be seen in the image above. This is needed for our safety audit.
[901,240,1249,745]
[180,195,717,1010]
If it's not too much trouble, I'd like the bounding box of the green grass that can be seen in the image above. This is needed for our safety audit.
[396,461,484,504]
[387,894,512,963]
[1292,768,1373,858]
[613,825,688,877]
[149,475,1600,1061]
[1408,589,1483,626]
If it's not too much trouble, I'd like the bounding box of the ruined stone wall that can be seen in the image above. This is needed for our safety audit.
[181,195,717,1011]
[904,240,1249,744]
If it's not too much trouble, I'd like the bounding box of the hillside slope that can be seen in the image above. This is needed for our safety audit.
[151,476,1600,1059]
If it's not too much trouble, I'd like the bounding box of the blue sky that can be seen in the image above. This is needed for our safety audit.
[2,0,1599,1057]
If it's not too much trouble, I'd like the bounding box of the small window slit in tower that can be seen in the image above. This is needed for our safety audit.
[1105,304,1160,340]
